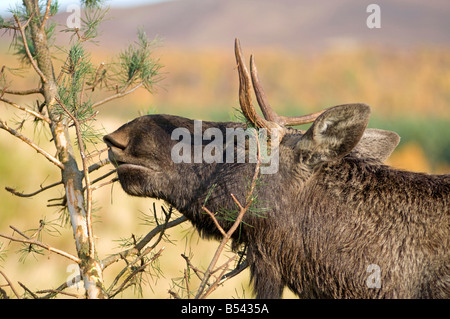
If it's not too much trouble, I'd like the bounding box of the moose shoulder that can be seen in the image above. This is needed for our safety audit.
[104,40,449,298]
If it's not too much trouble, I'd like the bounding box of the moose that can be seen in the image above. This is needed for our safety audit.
[104,39,449,298]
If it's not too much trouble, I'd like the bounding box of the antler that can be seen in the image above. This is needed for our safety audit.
[235,38,276,130]
[235,38,326,129]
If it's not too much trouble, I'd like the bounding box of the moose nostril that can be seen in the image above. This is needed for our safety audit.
[103,134,127,150]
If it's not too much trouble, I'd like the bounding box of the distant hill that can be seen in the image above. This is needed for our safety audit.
[48,0,450,51]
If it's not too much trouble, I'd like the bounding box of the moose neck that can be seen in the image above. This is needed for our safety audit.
[163,160,260,243]
[308,158,449,226]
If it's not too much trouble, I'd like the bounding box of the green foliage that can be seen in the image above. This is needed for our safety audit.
[369,116,450,167]
[0,16,11,29]
[17,217,62,263]
[81,6,109,42]
[58,43,94,110]
[2,2,57,64]
[112,29,163,93]
[56,42,103,146]
[231,107,256,129]
[203,177,270,233]
[48,0,59,16]
[82,0,105,9]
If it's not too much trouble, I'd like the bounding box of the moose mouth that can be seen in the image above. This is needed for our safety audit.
[107,148,157,176]
[105,148,160,197]
[107,148,126,168]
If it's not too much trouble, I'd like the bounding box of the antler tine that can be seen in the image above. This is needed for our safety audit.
[249,55,281,123]
[234,38,272,130]
[250,53,327,126]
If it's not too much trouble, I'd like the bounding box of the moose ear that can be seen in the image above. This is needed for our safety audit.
[296,104,371,166]
[351,128,400,163]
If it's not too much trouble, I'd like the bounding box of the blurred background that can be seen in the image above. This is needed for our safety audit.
[0,0,449,298]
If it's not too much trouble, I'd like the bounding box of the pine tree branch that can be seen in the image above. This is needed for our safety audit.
[181,253,206,281]
[40,0,52,30]
[36,289,84,299]
[0,271,21,299]
[18,282,38,299]
[0,96,50,123]
[200,254,238,299]
[91,177,117,192]
[195,197,248,299]
[219,259,249,284]
[1,87,42,95]
[88,158,110,172]
[2,12,33,30]
[101,216,188,269]
[88,169,116,188]
[168,290,181,299]
[0,119,64,169]
[0,232,81,264]
[13,14,47,83]
[91,82,143,109]
[5,180,62,198]
[202,207,227,237]
[86,147,109,161]
[37,279,75,299]
[108,247,164,299]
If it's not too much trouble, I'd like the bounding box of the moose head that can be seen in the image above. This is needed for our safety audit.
[104,39,449,298]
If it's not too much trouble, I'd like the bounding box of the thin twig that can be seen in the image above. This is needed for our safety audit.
[13,14,47,83]
[91,82,143,108]
[181,254,205,282]
[91,178,117,192]
[195,197,249,299]
[18,282,38,299]
[36,289,84,299]
[105,205,176,294]
[0,271,20,299]
[0,119,64,169]
[108,247,164,298]
[101,216,187,269]
[210,253,238,276]
[202,207,226,236]
[220,259,249,284]
[0,96,50,123]
[195,130,262,299]
[87,62,105,92]
[88,158,110,173]
[2,12,33,30]
[55,96,95,258]
[184,269,190,299]
[136,215,186,252]
[86,147,109,161]
[5,181,62,198]
[1,87,42,96]
[9,225,30,239]
[39,281,70,299]
[85,169,116,191]
[168,290,181,299]
[201,254,238,299]
[0,232,81,264]
[41,0,52,30]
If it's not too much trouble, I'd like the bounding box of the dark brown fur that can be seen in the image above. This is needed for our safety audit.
[104,105,449,298]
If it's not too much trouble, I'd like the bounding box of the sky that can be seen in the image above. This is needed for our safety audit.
[0,0,167,16]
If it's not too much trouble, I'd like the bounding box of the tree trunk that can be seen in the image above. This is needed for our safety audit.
[22,0,105,299]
